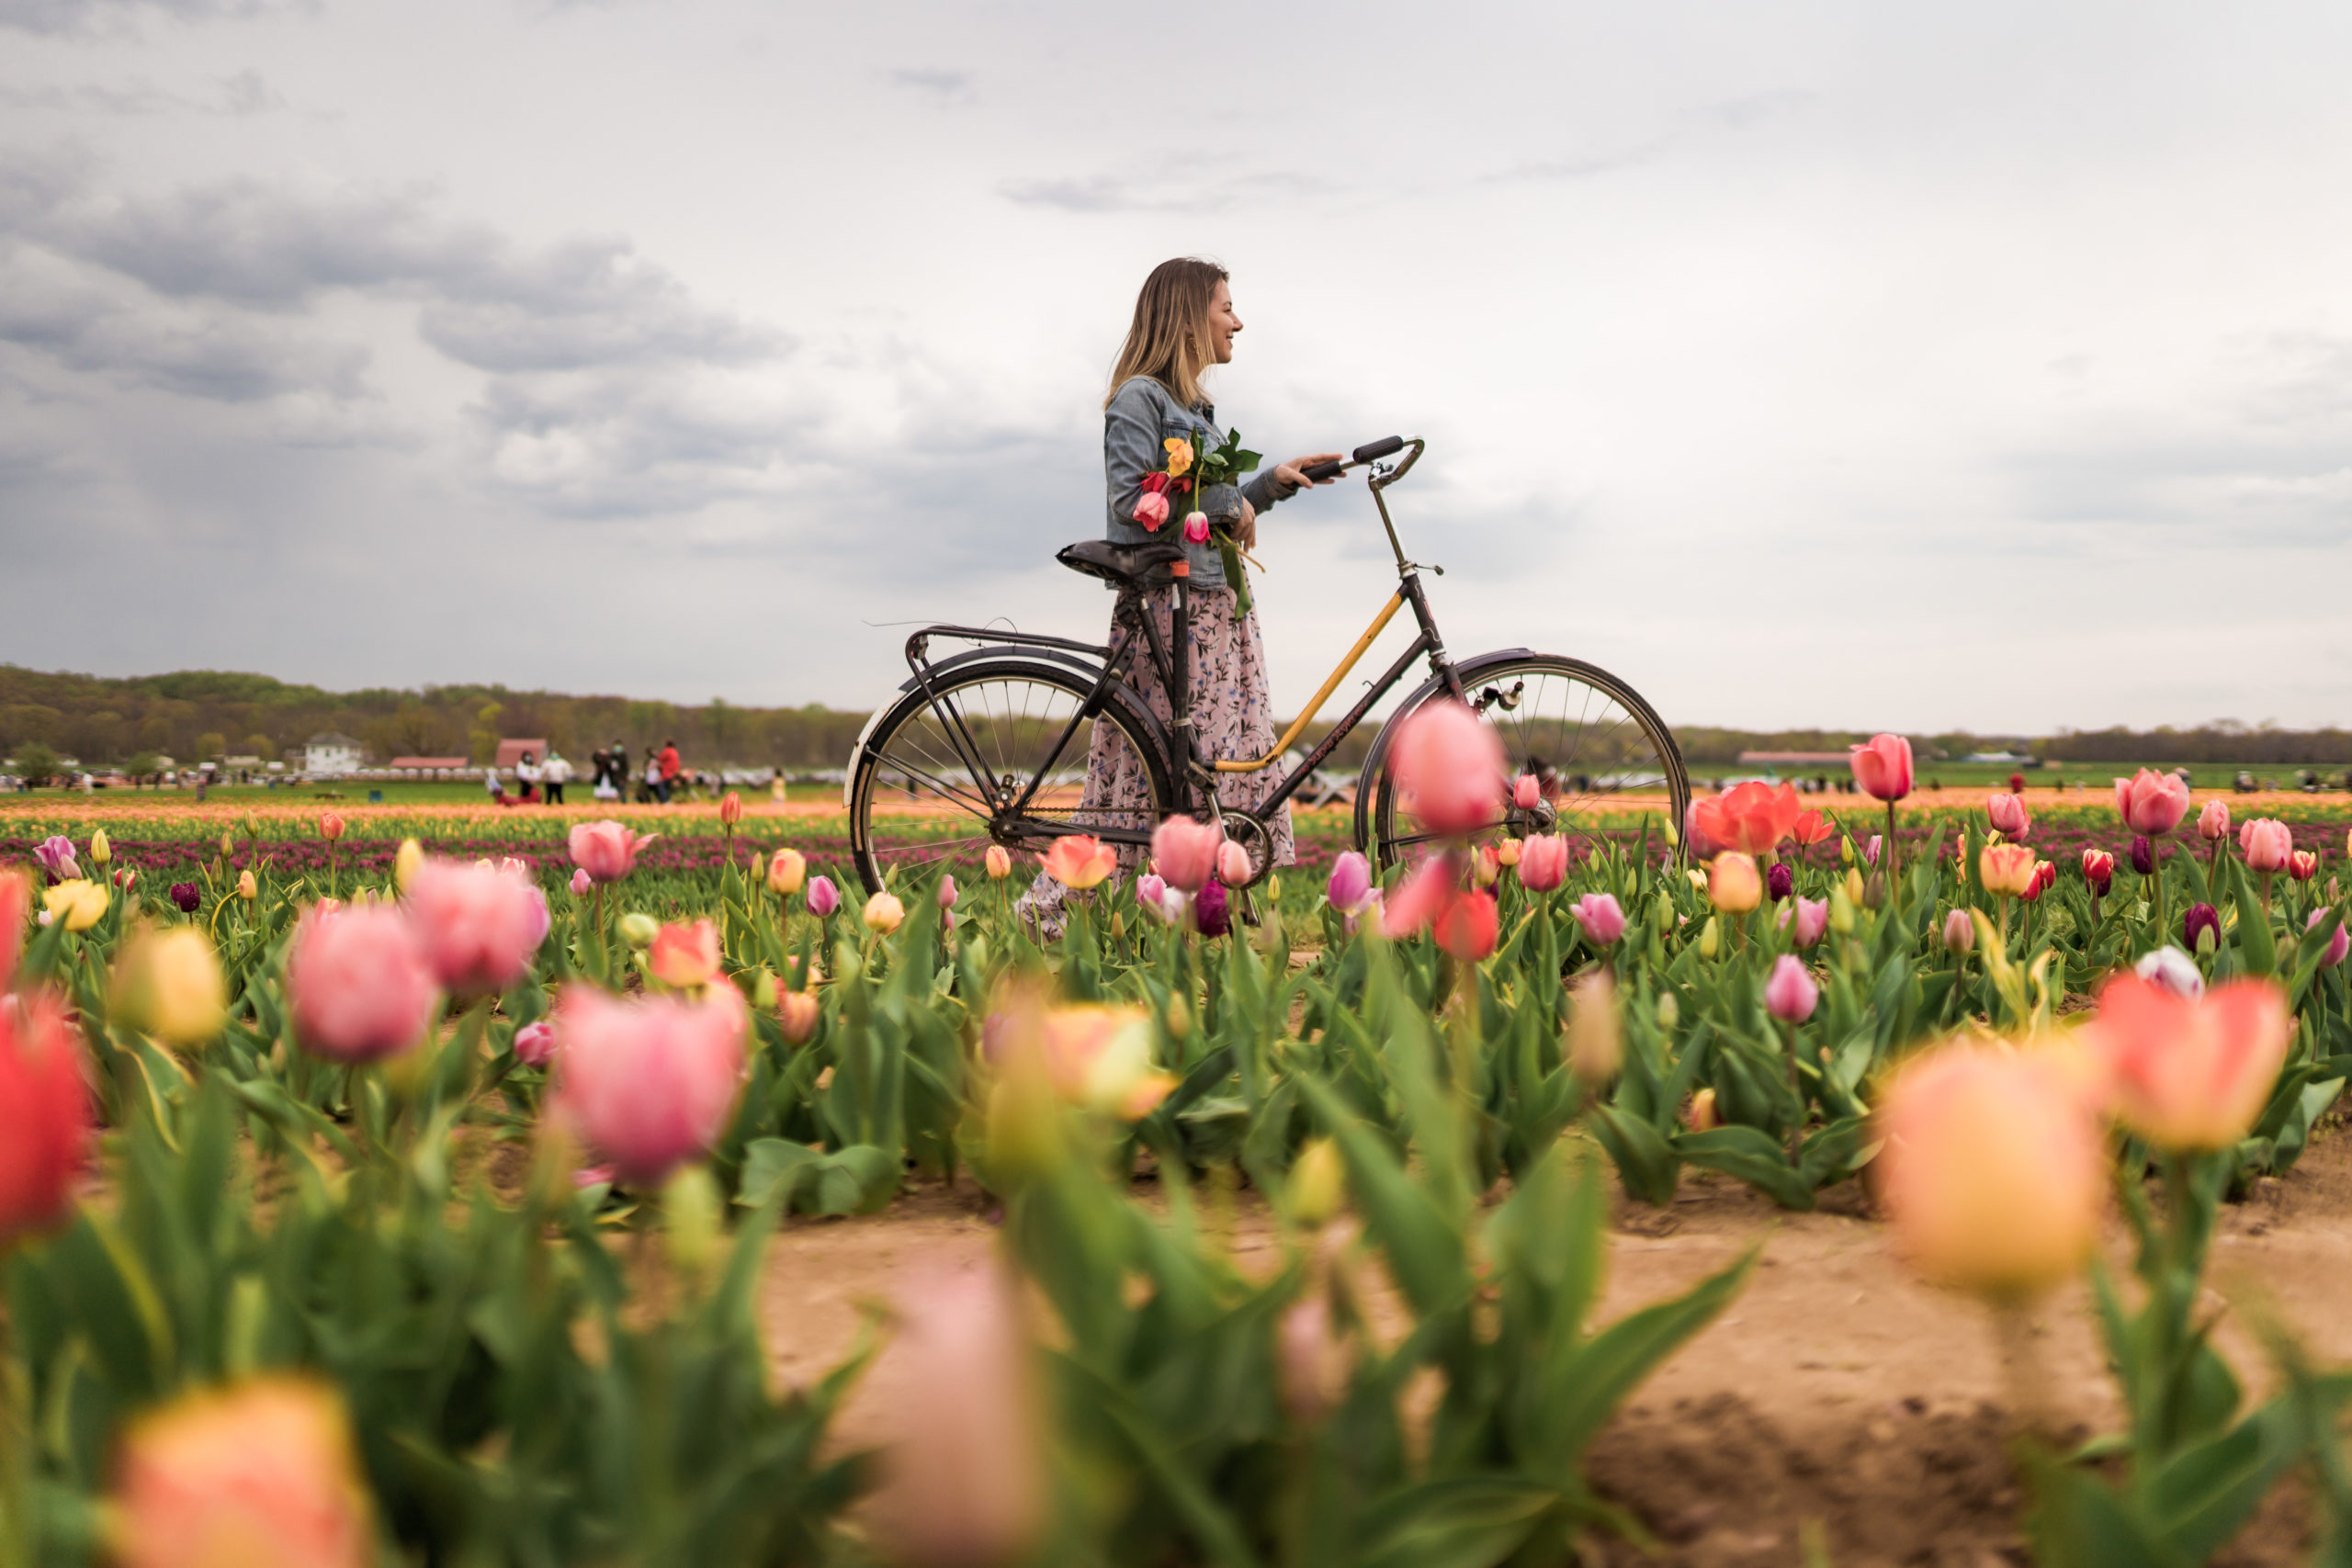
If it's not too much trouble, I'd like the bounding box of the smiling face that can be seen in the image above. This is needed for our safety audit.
[1204,279,1243,364]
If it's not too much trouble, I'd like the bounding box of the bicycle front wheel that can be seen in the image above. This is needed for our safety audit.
[847,660,1172,896]
[1365,652,1689,870]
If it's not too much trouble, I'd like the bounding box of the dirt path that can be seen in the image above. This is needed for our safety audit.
[753,1130,2352,1566]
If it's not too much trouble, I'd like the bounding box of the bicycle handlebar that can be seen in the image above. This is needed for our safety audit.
[1300,435,1408,484]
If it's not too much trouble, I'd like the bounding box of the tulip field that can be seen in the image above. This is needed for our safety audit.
[11,735,2352,1566]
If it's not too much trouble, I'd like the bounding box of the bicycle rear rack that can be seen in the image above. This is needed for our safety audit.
[903,624,1111,675]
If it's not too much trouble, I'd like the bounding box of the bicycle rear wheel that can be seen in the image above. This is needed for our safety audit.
[1364,652,1688,871]
[847,660,1172,896]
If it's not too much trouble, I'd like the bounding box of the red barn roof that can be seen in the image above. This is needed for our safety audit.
[495,739,549,770]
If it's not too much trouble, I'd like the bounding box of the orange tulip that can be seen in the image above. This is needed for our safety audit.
[648,919,721,988]
[1875,1043,2106,1297]
[1041,835,1116,890]
[316,812,345,842]
[111,1377,373,1568]
[2085,972,2292,1152]
[1692,782,1806,857]
[1707,852,1761,914]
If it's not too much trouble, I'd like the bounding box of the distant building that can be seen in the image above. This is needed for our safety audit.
[305,733,366,777]
[390,756,470,775]
[495,738,549,772]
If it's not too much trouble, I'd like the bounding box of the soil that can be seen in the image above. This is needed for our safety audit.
[752,1124,2352,1567]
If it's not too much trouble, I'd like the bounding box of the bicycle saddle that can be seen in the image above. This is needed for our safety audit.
[1056,537,1187,586]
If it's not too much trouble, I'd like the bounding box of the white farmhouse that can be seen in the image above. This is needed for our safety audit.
[305,733,366,778]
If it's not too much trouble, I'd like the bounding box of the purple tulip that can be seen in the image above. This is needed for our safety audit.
[2181,902,2221,955]
[1193,879,1231,938]
[2307,908,2349,968]
[1327,851,1373,914]
[169,881,201,913]
[1766,863,1793,902]
[2130,836,2155,876]
[34,835,78,883]
[806,875,840,917]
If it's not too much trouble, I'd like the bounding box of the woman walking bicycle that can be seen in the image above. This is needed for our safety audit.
[1019,257,1340,930]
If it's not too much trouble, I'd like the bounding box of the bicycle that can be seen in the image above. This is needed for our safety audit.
[844,436,1690,897]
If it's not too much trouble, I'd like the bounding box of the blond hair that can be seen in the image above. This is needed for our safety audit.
[1104,257,1227,411]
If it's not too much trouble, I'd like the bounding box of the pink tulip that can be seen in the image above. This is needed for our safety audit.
[288,905,439,1064]
[938,874,959,908]
[1216,839,1252,886]
[1941,908,1975,953]
[1680,800,1724,861]
[404,858,546,994]
[1135,872,1170,914]
[569,866,593,897]
[1764,954,1818,1022]
[1518,834,1569,893]
[2087,972,2292,1152]
[778,989,820,1044]
[1569,891,1625,945]
[2198,799,2231,841]
[1326,852,1373,913]
[649,919,721,988]
[0,991,93,1248]
[2308,908,2349,968]
[1134,491,1170,530]
[1777,896,1829,948]
[512,1020,558,1068]
[551,983,748,1187]
[2239,818,2292,873]
[1182,510,1210,544]
[718,790,742,826]
[2113,769,2191,835]
[0,870,28,987]
[1865,834,1883,867]
[1151,817,1223,894]
[1513,773,1542,810]
[1849,734,1914,802]
[1392,701,1505,837]
[1986,793,2030,839]
[807,875,840,917]
[568,820,658,884]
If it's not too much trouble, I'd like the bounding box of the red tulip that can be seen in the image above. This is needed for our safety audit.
[551,982,749,1187]
[568,819,658,884]
[1431,887,1499,961]
[718,790,742,826]
[2086,972,2292,1152]
[111,1377,372,1568]
[1790,809,1835,848]
[403,858,547,994]
[0,990,92,1249]
[2080,848,2115,892]
[2113,769,2191,835]
[1849,734,1914,802]
[1692,782,1805,857]
[2290,850,2319,883]
[1392,701,1505,837]
[2239,818,2292,874]
[288,906,439,1064]
[0,869,28,987]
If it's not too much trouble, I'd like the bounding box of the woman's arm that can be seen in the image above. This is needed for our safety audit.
[1103,382,1166,533]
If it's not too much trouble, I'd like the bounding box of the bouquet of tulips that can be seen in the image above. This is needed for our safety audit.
[1132,428,1263,615]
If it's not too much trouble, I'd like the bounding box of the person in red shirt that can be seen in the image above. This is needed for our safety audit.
[658,739,681,804]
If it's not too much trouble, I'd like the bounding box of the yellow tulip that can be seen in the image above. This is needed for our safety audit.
[1288,1137,1345,1226]
[236,869,257,901]
[863,890,906,934]
[1565,971,1622,1083]
[766,847,808,896]
[1708,852,1761,914]
[1698,915,1720,960]
[114,928,228,1046]
[44,879,107,931]
[394,838,424,891]
[1163,435,1194,477]
[1979,843,2038,898]
[90,829,111,866]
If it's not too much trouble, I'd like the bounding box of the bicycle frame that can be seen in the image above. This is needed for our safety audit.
[894,438,1464,849]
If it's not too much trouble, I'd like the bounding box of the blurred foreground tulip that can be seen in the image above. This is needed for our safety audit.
[404,858,544,993]
[570,820,657,884]
[1875,1043,2106,1297]
[0,991,92,1250]
[113,928,228,1047]
[1393,700,1505,835]
[879,1261,1048,1568]
[44,879,107,931]
[2087,972,2291,1152]
[393,838,424,891]
[1707,852,1761,914]
[2114,769,2191,835]
[1519,834,1569,892]
[649,919,721,987]
[1432,888,1499,961]
[777,988,820,1044]
[1042,834,1116,890]
[1566,970,1622,1082]
[288,906,438,1064]
[0,870,26,981]
[2135,946,2204,1000]
[552,983,748,1187]
[1039,1004,1177,1119]
[1144,817,1217,894]
[111,1377,372,1568]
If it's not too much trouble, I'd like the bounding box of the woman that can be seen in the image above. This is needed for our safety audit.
[1022,257,1339,929]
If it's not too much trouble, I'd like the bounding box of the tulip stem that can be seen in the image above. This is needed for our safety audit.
[0,1300,28,1568]
[1989,1298,2058,1440]
[1782,1019,1804,1167]
[1884,800,1899,892]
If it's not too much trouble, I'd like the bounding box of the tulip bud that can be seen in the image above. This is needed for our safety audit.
[2184,903,2221,955]
[2199,799,2231,841]
[618,911,660,949]
[236,869,257,901]
[113,928,229,1047]
[2307,908,2349,968]
[512,1019,558,1067]
[1839,835,1856,866]
[1698,916,1720,960]
[1165,992,1191,1039]
[1289,1137,1345,1226]
[1686,1087,1721,1132]
[718,791,742,827]
[1566,971,1623,1082]
[1766,863,1792,902]
[1496,838,1521,868]
[778,988,820,1043]
[663,1165,725,1284]
[1828,886,1857,935]
[1708,853,1761,914]
[2130,836,2154,876]
[1655,990,1679,1030]
[242,814,261,840]
[806,875,841,918]
[89,829,110,866]
[317,813,345,842]
[1861,871,1887,910]
[571,866,593,897]
[395,838,424,891]
[985,845,1012,880]
[1652,896,1674,934]
[1843,867,1865,907]
[219,831,235,858]
[1942,908,1975,953]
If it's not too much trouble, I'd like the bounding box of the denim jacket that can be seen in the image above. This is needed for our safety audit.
[1102,375,1299,588]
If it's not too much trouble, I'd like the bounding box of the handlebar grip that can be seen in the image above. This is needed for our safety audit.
[1352,435,1405,463]
[1300,459,1345,482]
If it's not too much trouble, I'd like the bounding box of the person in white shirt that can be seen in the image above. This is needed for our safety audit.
[542,750,572,805]
[515,750,543,804]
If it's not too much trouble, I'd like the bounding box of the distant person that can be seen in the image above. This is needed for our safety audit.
[542,750,571,805]
[641,748,662,805]
[594,740,627,801]
[659,738,681,803]
[515,750,542,804]
[484,763,507,805]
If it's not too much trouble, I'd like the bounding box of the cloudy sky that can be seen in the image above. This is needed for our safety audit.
[3,0,2348,733]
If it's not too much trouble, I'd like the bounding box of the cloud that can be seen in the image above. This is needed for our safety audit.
[999,166,1344,215]
[0,0,311,35]
[0,69,288,115]
[883,67,973,103]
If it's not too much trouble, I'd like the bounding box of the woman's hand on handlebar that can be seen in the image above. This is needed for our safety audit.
[1278,453,1344,492]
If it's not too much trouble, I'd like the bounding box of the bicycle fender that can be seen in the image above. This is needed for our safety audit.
[1350,648,1536,850]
